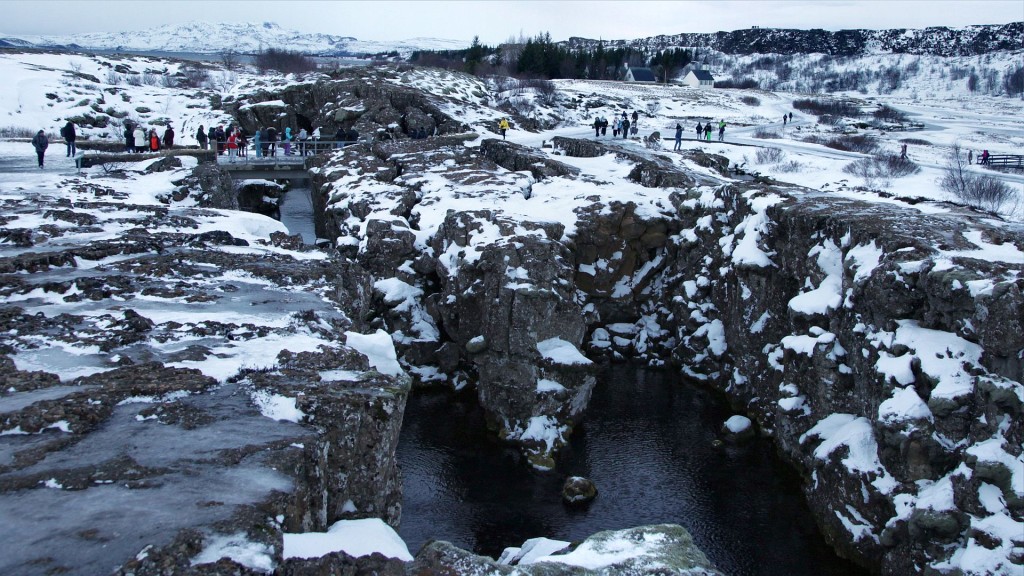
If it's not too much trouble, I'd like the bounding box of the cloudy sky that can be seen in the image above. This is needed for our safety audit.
[4,0,1022,44]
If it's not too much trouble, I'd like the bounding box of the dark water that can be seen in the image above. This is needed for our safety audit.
[397,365,870,576]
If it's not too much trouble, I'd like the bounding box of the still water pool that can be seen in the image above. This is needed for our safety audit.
[397,364,868,576]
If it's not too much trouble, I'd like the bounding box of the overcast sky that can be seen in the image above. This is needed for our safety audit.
[4,1,1022,44]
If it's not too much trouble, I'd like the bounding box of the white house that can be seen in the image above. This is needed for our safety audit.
[682,62,715,89]
[624,66,657,83]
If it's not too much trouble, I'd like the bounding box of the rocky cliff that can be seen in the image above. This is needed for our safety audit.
[310,133,1023,574]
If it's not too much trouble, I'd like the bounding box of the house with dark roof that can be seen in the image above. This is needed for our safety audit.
[682,62,715,88]
[624,66,657,83]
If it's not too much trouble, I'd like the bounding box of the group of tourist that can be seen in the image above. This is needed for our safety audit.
[119,122,175,154]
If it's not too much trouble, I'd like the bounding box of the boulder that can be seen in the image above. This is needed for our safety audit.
[561,475,598,504]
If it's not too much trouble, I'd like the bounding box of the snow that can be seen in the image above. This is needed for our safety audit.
[878,386,933,424]
[500,537,570,565]
[344,330,404,376]
[537,337,592,365]
[192,533,274,573]
[537,378,567,393]
[251,390,305,423]
[532,530,669,569]
[515,415,567,456]
[283,518,413,561]
[788,240,843,315]
[845,240,884,283]
[801,413,898,494]
[724,415,752,434]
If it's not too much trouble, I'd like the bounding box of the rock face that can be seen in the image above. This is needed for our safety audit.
[228,67,496,143]
[310,131,1023,575]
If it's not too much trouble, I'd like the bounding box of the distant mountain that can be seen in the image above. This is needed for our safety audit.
[565,22,1024,57]
[2,21,470,56]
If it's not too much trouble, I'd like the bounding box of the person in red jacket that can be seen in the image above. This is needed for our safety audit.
[226,129,239,162]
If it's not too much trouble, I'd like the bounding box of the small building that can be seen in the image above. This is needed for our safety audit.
[682,62,715,89]
[624,66,657,83]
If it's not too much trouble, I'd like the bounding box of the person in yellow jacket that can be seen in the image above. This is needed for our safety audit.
[498,118,510,140]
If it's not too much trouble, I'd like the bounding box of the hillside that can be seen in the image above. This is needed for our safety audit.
[1,20,470,56]
[565,22,1024,57]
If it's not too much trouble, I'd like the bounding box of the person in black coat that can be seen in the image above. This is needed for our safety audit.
[215,126,226,155]
[61,121,76,157]
[125,124,135,153]
[162,125,175,149]
[197,125,208,150]
[31,130,48,168]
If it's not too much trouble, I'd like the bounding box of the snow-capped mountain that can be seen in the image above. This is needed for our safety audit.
[565,21,1024,57]
[1,21,470,56]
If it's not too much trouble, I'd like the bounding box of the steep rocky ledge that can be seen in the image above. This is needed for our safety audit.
[311,135,1023,574]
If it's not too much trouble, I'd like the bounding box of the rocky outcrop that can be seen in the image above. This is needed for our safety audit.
[312,129,1023,573]
[429,210,597,468]
[646,184,1024,574]
[229,68,492,144]
[0,169,411,575]
[414,524,725,575]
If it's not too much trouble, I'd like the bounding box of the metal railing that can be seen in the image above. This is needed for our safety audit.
[212,140,360,165]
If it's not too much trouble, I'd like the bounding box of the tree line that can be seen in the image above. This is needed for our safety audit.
[411,33,692,82]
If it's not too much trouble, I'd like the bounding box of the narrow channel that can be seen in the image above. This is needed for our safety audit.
[278,186,317,245]
[397,364,869,576]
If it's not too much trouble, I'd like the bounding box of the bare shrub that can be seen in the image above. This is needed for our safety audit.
[777,161,803,173]
[900,138,931,146]
[740,95,760,106]
[940,143,1019,213]
[179,64,210,89]
[142,73,160,86]
[646,100,662,115]
[0,126,37,138]
[793,98,860,119]
[255,48,318,74]
[805,134,879,154]
[160,75,178,88]
[125,74,143,86]
[756,147,786,164]
[220,49,240,71]
[843,155,920,188]
[872,105,909,123]
[105,70,123,85]
[752,127,780,139]
[520,78,556,105]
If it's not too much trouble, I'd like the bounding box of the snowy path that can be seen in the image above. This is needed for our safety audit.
[0,144,82,176]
